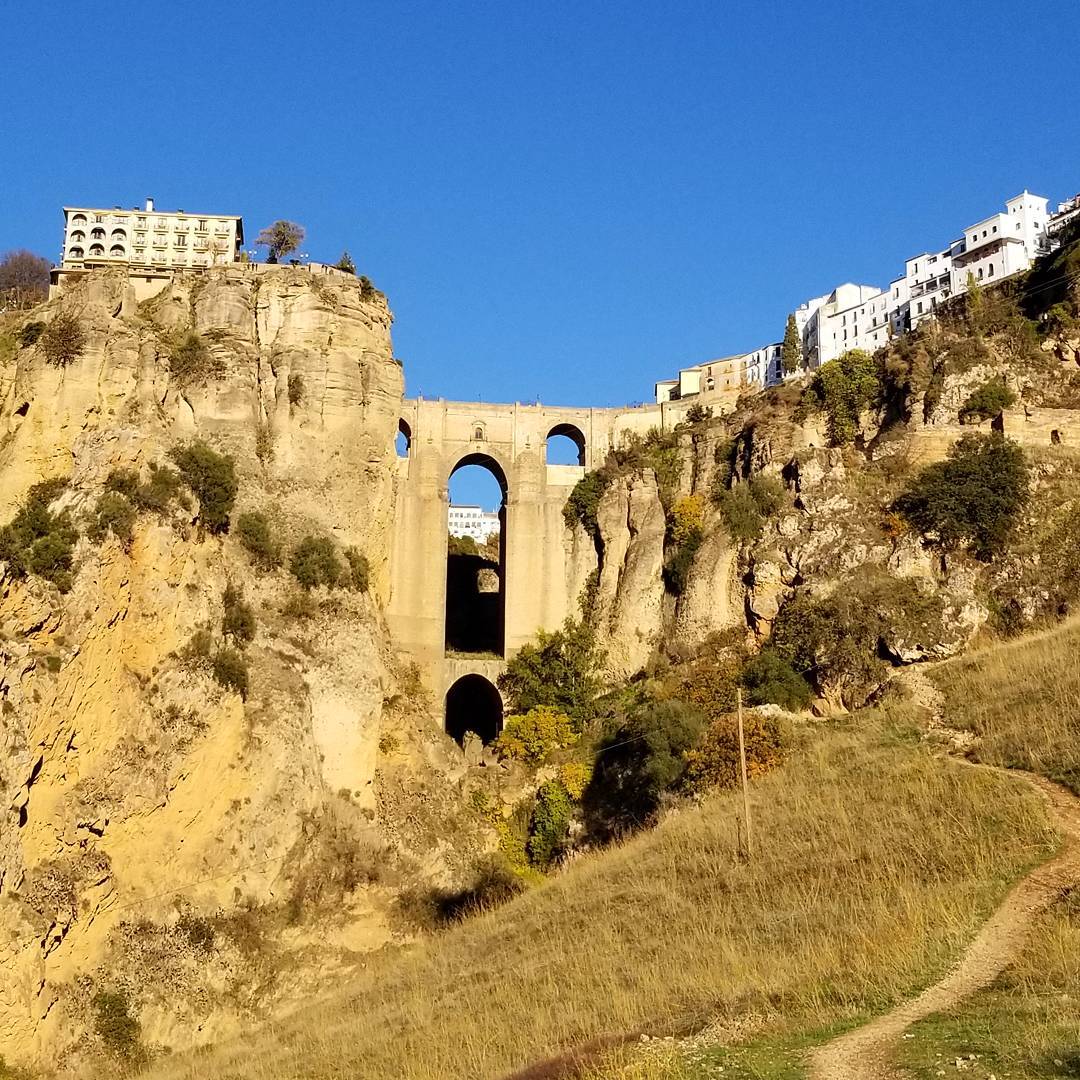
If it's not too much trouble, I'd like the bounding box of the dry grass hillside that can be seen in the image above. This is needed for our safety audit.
[140,712,1055,1080]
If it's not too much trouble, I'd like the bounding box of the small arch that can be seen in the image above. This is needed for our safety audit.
[545,423,586,466]
[70,230,85,243]
[88,244,105,257]
[110,245,126,257]
[68,246,84,259]
[396,418,412,458]
[90,227,106,240]
[473,423,486,442]
[111,228,127,241]
[71,213,87,225]
[445,674,502,746]
[449,453,508,503]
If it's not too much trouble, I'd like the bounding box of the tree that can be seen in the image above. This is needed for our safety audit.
[894,433,1029,561]
[0,250,50,310]
[256,221,305,263]
[335,251,356,274]
[781,313,802,375]
[804,349,879,445]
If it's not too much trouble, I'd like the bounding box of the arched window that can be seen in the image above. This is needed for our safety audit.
[89,244,105,256]
[90,227,106,240]
[445,675,503,746]
[71,213,87,225]
[111,228,127,241]
[70,230,85,243]
[545,423,586,466]
[446,454,507,656]
[473,425,485,442]
[396,418,412,459]
[68,246,84,259]
[110,245,126,257]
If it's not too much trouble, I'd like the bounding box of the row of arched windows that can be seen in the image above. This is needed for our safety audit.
[394,418,586,466]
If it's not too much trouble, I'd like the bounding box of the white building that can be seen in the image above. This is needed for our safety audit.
[449,505,500,544]
[60,198,243,272]
[793,190,1059,370]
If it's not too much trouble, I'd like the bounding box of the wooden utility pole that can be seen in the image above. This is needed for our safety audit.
[737,688,752,860]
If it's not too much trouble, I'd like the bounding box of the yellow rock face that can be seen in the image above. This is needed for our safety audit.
[0,267,430,1067]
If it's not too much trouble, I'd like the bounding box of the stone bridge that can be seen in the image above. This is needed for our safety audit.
[387,396,682,741]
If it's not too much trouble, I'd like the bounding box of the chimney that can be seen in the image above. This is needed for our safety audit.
[145,197,154,212]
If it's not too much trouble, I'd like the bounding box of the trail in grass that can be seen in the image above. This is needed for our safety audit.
[807,670,1080,1080]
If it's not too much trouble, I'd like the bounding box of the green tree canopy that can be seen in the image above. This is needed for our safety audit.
[781,312,802,375]
[894,433,1029,561]
[256,220,305,263]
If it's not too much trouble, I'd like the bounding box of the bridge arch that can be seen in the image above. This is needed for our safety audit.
[396,418,412,458]
[546,423,586,466]
[445,674,503,746]
[446,453,508,656]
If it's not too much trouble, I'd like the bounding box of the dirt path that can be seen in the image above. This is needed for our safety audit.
[807,671,1080,1079]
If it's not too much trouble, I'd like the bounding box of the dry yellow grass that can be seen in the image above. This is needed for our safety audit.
[139,712,1054,1080]
[932,618,1080,792]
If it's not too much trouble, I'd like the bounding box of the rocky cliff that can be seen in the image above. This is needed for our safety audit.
[0,267,485,1070]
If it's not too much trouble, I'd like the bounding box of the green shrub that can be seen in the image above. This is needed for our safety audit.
[741,648,812,711]
[716,484,763,541]
[87,491,136,547]
[290,535,344,589]
[39,312,86,368]
[685,403,711,423]
[169,442,238,532]
[894,433,1029,560]
[287,372,305,406]
[18,322,43,347]
[0,478,78,592]
[235,511,281,569]
[749,474,785,516]
[498,617,603,727]
[563,469,612,538]
[181,629,214,663]
[91,989,142,1060]
[281,590,319,620]
[211,647,249,698]
[167,332,223,385]
[222,584,256,646]
[103,468,140,500]
[45,654,62,674]
[448,533,480,556]
[663,529,703,594]
[802,348,880,445]
[527,780,574,869]
[582,699,704,842]
[495,705,578,764]
[959,378,1017,423]
[684,709,791,790]
[343,546,370,592]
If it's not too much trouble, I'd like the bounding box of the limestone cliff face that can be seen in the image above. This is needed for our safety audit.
[592,473,667,678]
[0,268,477,1069]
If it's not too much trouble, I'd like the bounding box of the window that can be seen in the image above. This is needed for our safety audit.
[988,263,994,276]
[993,225,997,233]
[474,426,485,441]
[978,268,984,280]
[917,301,923,314]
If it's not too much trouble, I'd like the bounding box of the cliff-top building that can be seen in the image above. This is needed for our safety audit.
[60,198,243,272]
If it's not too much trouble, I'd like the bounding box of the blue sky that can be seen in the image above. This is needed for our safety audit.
[5,2,1079,509]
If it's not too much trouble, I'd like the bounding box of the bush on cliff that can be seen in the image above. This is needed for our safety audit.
[0,478,78,592]
[169,442,238,533]
[800,348,880,445]
[894,433,1028,561]
[235,511,281,569]
[684,708,791,791]
[958,378,1016,423]
[167,331,224,386]
[39,312,86,368]
[495,706,578,765]
[87,491,137,548]
[741,647,813,711]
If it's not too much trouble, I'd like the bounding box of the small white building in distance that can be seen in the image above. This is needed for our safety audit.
[448,505,500,543]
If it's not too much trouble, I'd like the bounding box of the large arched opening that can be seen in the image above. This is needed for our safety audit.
[546,423,586,466]
[446,454,507,656]
[445,674,503,746]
